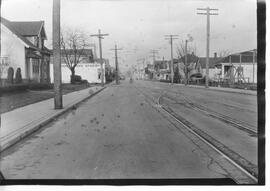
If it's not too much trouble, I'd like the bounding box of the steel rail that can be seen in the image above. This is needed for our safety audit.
[134,85,258,183]
[163,90,257,135]
[156,92,258,183]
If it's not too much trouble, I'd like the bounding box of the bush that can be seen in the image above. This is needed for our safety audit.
[7,67,14,84]
[28,83,53,90]
[70,75,82,84]
[160,79,171,83]
[15,68,22,84]
[0,84,29,94]
[0,83,53,95]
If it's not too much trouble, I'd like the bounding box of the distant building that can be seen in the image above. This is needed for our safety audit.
[214,49,257,83]
[178,53,201,80]
[153,60,170,80]
[50,49,108,84]
[198,53,223,82]
[0,17,51,84]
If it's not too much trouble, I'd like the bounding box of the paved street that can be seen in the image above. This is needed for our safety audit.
[0,80,257,183]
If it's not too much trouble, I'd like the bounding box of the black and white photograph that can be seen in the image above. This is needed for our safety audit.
[0,0,266,187]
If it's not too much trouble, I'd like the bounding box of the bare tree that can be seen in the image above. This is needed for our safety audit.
[217,49,231,57]
[176,40,197,58]
[60,27,91,83]
[176,40,199,84]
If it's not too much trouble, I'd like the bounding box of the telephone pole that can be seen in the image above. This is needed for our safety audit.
[53,0,62,109]
[110,44,123,85]
[91,29,109,87]
[137,58,145,79]
[165,35,179,84]
[149,50,159,64]
[197,7,218,88]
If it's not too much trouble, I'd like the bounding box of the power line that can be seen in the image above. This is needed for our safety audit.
[91,29,109,87]
[197,7,219,88]
[164,34,179,84]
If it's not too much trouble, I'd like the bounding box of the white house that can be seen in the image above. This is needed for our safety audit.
[214,49,257,83]
[50,61,106,84]
[50,49,107,84]
[0,17,51,84]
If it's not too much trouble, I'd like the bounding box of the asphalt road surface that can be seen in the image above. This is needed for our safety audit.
[0,80,257,183]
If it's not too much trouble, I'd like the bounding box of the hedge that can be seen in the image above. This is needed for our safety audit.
[0,83,53,94]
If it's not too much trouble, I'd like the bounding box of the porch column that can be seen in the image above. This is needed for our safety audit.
[29,58,33,81]
[47,60,51,84]
[40,59,44,83]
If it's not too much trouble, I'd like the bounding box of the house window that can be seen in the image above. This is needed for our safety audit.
[0,57,9,66]
[32,59,39,74]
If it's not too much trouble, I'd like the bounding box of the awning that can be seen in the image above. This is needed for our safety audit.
[26,51,42,59]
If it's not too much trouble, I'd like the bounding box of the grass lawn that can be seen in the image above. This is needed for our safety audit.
[0,83,96,114]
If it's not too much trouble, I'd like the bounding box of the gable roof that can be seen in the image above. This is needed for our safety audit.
[1,17,37,49]
[199,57,223,69]
[11,21,45,37]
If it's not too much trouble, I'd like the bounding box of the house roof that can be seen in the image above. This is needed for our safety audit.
[180,54,200,64]
[1,17,37,49]
[199,57,223,69]
[60,49,93,56]
[153,60,169,70]
[11,21,45,37]
[1,17,50,54]
[214,49,257,65]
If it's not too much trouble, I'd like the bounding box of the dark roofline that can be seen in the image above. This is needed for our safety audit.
[213,49,257,65]
[1,17,37,49]
[8,20,47,39]
[198,57,223,69]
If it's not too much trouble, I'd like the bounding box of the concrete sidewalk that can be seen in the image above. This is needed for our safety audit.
[0,86,105,152]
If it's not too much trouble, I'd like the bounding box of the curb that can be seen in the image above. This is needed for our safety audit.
[171,82,257,96]
[0,87,106,153]
[142,80,256,96]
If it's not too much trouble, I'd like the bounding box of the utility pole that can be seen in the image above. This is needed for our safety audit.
[197,7,218,88]
[110,44,123,85]
[53,0,62,109]
[184,35,194,86]
[252,49,256,84]
[91,29,109,87]
[165,35,179,84]
[150,50,159,64]
[185,40,188,86]
[137,58,145,79]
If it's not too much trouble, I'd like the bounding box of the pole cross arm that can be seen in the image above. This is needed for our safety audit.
[165,38,179,40]
[197,8,218,10]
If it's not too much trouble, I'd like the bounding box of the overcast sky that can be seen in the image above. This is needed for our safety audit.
[2,0,257,71]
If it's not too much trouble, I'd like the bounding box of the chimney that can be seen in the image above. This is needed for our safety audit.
[214,52,217,58]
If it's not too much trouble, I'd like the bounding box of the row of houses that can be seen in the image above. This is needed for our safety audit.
[0,17,111,86]
[145,50,257,84]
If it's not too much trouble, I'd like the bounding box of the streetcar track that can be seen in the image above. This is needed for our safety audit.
[134,84,258,184]
[162,94,257,136]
